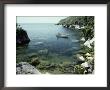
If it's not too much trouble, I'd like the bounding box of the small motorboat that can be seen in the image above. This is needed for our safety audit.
[56,33,69,38]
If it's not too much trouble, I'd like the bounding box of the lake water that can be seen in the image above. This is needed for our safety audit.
[17,23,80,64]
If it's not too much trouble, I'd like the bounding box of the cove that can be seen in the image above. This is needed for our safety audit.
[16,23,80,64]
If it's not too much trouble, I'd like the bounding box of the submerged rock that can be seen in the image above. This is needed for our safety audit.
[28,53,37,58]
[16,62,41,74]
[71,40,79,43]
[34,42,44,45]
[30,57,40,66]
[38,49,49,55]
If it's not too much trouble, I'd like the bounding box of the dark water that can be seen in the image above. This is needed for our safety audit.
[17,23,80,63]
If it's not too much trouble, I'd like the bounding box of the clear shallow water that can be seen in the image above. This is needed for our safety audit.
[17,23,80,63]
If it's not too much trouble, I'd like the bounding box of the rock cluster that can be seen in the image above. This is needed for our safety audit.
[57,16,94,74]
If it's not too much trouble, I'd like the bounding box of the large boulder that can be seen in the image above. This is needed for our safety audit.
[16,29,30,45]
[16,62,41,74]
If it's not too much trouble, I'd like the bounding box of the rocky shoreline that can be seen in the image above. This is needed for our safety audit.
[16,50,94,74]
[57,16,94,74]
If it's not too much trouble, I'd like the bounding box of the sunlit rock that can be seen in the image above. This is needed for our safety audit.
[86,56,94,61]
[81,37,85,42]
[81,62,89,68]
[76,54,85,61]
[85,53,91,57]
[84,37,94,48]
[16,62,41,74]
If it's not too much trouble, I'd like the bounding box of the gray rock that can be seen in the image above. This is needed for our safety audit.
[76,54,85,61]
[16,62,41,74]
